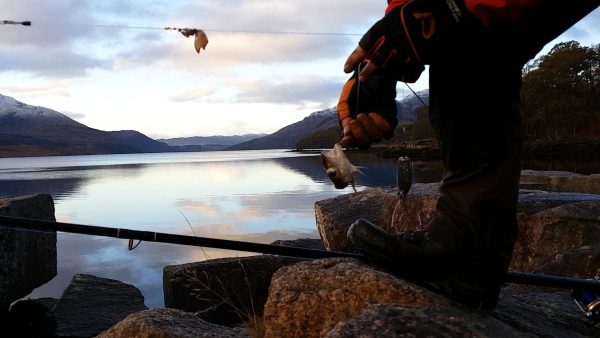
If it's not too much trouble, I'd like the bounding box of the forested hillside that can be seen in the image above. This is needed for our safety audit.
[521,41,600,143]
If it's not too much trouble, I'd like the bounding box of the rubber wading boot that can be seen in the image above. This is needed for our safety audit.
[347,218,501,309]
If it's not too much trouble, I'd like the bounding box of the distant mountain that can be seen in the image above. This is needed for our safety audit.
[0,94,185,157]
[109,130,173,153]
[397,90,429,123]
[227,107,339,150]
[227,90,429,150]
[159,134,266,151]
[0,89,430,157]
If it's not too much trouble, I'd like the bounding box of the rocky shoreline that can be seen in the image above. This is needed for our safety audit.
[2,170,600,337]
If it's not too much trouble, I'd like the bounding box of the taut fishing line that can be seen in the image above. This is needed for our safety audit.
[8,19,362,36]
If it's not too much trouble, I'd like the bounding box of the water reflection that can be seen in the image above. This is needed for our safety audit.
[0,152,344,306]
[1,150,446,307]
[27,229,317,308]
[274,153,444,189]
[0,151,380,307]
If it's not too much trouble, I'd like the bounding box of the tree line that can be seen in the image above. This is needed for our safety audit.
[521,41,600,143]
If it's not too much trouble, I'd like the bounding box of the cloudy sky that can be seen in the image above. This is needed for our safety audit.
[1,1,599,139]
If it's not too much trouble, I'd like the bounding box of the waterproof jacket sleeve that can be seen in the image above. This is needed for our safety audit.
[386,0,541,26]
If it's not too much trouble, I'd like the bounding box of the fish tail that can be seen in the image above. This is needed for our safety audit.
[353,166,365,176]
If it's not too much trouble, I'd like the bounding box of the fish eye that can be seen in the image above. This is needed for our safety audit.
[326,168,337,179]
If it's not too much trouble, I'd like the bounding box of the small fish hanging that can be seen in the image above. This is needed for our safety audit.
[178,28,208,53]
[320,143,363,192]
[165,27,209,53]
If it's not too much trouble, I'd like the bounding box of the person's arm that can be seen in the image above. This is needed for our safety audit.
[348,0,597,81]
[339,0,598,148]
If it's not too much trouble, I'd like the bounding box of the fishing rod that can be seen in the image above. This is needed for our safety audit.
[0,215,359,260]
[1,20,31,26]
[0,214,598,321]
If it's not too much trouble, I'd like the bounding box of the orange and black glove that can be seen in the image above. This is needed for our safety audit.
[345,0,478,81]
[337,64,398,149]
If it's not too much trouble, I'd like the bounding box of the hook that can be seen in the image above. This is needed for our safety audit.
[128,238,142,250]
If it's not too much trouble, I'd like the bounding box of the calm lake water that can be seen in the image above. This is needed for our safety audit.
[1,150,443,307]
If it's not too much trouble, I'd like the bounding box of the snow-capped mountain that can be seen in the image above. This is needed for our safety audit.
[0,94,83,128]
[0,94,175,157]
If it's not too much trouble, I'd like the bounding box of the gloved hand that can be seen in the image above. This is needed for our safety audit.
[345,0,477,81]
[337,64,398,149]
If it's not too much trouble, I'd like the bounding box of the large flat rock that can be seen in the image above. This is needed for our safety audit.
[316,184,600,278]
[0,194,56,307]
[315,186,439,252]
[263,257,447,338]
[521,170,600,194]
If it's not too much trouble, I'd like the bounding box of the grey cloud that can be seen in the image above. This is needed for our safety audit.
[113,30,354,69]
[211,34,353,64]
[174,0,379,38]
[170,86,218,103]
[1,0,104,48]
[235,76,341,105]
[91,0,159,18]
[0,46,105,77]
[0,0,152,77]
[114,38,179,64]
[0,0,380,76]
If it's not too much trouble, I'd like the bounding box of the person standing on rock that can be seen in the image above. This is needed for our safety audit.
[338,0,599,309]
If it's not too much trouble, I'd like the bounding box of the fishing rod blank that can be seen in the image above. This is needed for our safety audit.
[0,215,360,260]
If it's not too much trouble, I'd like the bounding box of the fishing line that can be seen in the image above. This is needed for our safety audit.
[17,19,363,37]
[390,198,402,229]
[404,82,426,106]
[355,62,362,112]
